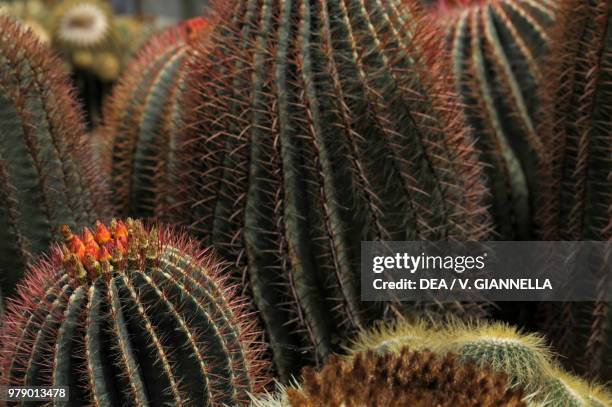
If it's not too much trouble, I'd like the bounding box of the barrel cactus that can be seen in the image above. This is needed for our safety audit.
[0,16,105,297]
[431,0,557,239]
[0,219,270,406]
[101,23,203,218]
[252,348,526,407]
[534,0,611,381]
[172,0,491,379]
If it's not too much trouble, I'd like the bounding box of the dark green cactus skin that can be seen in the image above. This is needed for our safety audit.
[0,221,268,406]
[102,27,191,219]
[174,0,491,379]
[0,16,104,297]
[536,0,612,381]
[439,0,557,239]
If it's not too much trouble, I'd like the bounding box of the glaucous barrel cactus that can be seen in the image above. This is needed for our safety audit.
[535,0,612,382]
[173,0,491,379]
[0,16,105,297]
[101,23,205,219]
[252,348,527,407]
[348,320,612,406]
[432,0,557,239]
[0,219,270,406]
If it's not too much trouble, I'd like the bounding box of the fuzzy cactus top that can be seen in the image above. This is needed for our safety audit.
[286,348,526,407]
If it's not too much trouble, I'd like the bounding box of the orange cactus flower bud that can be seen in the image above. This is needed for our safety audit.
[95,221,111,244]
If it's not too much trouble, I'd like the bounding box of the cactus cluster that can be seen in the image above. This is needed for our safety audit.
[292,349,527,407]
[102,22,206,219]
[0,219,270,406]
[252,347,527,407]
[347,320,612,406]
[252,350,527,407]
[433,0,557,239]
[0,16,105,297]
[0,0,610,403]
[168,0,491,379]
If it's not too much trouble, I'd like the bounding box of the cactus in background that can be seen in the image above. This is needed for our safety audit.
[0,16,105,297]
[50,0,124,122]
[533,0,611,382]
[51,0,120,72]
[432,0,557,239]
[0,219,270,406]
[252,348,526,407]
[347,320,612,406]
[174,0,491,379]
[101,23,204,219]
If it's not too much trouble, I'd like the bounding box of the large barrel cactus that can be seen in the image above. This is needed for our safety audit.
[0,16,105,297]
[0,219,269,406]
[536,0,612,381]
[101,24,202,219]
[172,0,491,379]
[433,0,557,239]
[252,348,527,407]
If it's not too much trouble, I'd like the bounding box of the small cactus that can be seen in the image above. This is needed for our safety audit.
[432,0,557,239]
[0,16,105,297]
[173,0,491,379]
[101,23,205,218]
[535,0,612,381]
[0,219,270,406]
[252,348,526,407]
[51,0,118,57]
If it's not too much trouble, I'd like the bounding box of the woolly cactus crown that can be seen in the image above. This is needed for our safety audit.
[51,0,115,50]
[267,348,526,407]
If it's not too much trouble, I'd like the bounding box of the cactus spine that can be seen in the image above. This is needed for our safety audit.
[174,0,491,379]
[102,25,200,218]
[0,16,105,297]
[0,219,270,406]
[434,0,556,239]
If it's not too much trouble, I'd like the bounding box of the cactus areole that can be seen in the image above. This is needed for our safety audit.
[0,219,269,406]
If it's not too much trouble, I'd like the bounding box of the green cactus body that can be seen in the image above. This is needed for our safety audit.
[0,219,269,406]
[535,0,612,381]
[435,0,556,239]
[450,336,550,390]
[174,0,491,379]
[0,16,104,297]
[102,26,196,219]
